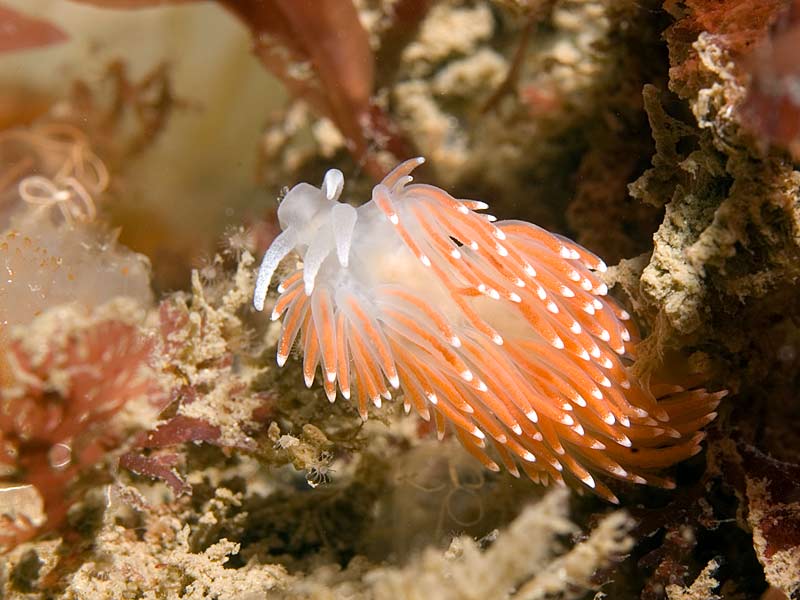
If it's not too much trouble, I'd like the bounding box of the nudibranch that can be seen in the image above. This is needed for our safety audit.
[254,158,724,502]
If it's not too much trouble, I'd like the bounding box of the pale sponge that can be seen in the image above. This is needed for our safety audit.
[0,213,153,330]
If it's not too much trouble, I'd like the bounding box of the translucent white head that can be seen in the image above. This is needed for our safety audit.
[276,169,343,247]
[254,169,358,311]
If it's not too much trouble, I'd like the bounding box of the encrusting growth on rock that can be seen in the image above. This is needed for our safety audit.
[254,157,725,502]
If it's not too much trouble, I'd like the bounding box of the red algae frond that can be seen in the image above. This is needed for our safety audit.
[0,307,162,550]
[254,158,725,503]
[0,5,67,54]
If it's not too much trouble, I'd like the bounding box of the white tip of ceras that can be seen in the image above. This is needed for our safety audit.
[373,396,382,409]
[450,336,462,348]
[460,369,474,382]
[457,204,469,215]
[277,353,288,367]
[581,474,596,489]
[581,279,593,291]
[560,247,572,259]
[509,292,522,303]
[450,248,462,259]
[326,370,336,383]
[388,374,400,389]
[570,321,582,334]
[472,427,485,440]
[304,372,314,388]
[496,244,509,257]
[426,392,438,405]
[486,214,498,222]
[595,282,608,295]
[596,260,608,272]
[511,423,523,435]
[493,227,506,240]
[388,213,399,225]
[270,309,281,321]
[523,451,536,462]
[420,254,432,267]
[552,336,565,350]
[326,388,337,402]
[526,410,538,423]
[492,335,504,346]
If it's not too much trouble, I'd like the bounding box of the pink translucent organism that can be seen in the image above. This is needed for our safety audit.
[254,158,724,502]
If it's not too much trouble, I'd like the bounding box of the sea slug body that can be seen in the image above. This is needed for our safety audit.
[254,158,724,502]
